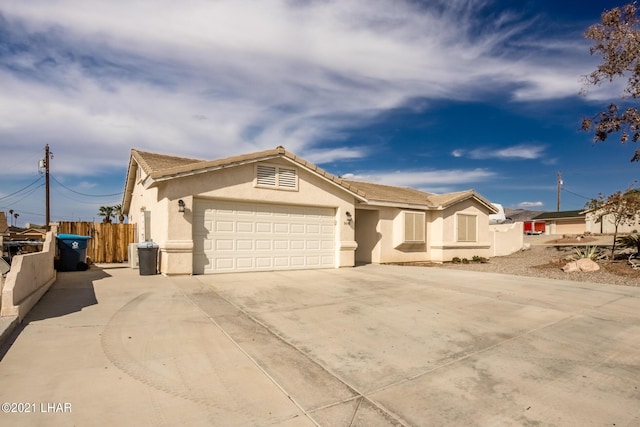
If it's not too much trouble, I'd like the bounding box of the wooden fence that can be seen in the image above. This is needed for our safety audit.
[56,222,136,263]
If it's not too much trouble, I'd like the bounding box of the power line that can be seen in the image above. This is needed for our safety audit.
[0,176,44,202]
[0,183,45,209]
[50,174,123,197]
[562,187,592,200]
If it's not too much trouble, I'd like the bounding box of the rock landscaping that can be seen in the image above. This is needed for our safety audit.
[441,245,640,287]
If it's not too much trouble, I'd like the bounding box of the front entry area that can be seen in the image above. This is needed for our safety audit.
[193,199,336,274]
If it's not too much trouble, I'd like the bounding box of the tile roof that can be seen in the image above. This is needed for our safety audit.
[126,148,496,213]
[132,150,206,175]
[342,180,433,207]
[532,210,585,220]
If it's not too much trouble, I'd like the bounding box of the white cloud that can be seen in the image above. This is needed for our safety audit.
[518,201,544,208]
[453,144,546,160]
[342,168,495,193]
[0,0,595,179]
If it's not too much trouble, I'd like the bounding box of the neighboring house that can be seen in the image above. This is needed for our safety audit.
[0,212,7,259]
[584,211,640,234]
[531,210,586,235]
[0,212,8,235]
[122,147,498,275]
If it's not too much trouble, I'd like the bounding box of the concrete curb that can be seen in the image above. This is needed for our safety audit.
[0,315,19,348]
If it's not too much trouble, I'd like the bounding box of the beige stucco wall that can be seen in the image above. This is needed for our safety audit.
[1,232,56,321]
[356,206,431,264]
[128,158,357,274]
[355,199,494,264]
[430,200,492,262]
[585,213,640,234]
[489,222,524,257]
[546,219,586,236]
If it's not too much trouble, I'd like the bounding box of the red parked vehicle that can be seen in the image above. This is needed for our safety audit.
[524,221,545,235]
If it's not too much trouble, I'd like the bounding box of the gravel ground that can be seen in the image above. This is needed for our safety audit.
[440,244,640,287]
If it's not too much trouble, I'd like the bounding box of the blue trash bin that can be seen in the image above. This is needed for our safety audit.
[57,234,91,271]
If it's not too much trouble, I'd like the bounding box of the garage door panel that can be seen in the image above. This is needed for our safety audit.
[274,240,288,250]
[256,240,272,250]
[216,258,234,270]
[236,240,253,251]
[256,222,272,233]
[321,240,334,250]
[321,255,335,264]
[291,240,305,250]
[237,222,254,232]
[194,199,336,274]
[321,225,333,235]
[216,221,234,232]
[291,257,305,266]
[290,224,305,234]
[216,239,234,251]
[236,258,254,269]
[274,223,290,233]
[256,257,272,268]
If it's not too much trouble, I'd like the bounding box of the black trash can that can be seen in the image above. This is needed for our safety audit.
[57,234,91,271]
[137,242,159,275]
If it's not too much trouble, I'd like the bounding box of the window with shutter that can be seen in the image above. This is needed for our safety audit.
[457,214,477,242]
[403,211,425,243]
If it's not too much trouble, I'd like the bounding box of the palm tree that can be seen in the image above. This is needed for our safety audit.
[97,206,115,224]
[113,204,125,224]
[13,212,19,228]
[9,209,13,227]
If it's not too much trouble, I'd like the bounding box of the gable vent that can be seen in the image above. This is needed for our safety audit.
[256,164,277,186]
[279,168,297,188]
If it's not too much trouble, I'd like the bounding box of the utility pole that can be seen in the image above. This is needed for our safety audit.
[41,145,52,229]
[557,171,562,212]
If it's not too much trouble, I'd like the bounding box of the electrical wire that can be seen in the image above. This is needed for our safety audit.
[561,187,592,200]
[50,174,123,197]
[0,175,44,202]
[0,183,45,209]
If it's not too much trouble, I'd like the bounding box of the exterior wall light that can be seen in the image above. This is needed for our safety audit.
[178,199,185,213]
[345,211,353,224]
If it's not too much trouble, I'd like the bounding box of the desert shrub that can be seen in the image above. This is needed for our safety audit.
[451,257,462,264]
[617,234,640,255]
[472,255,488,263]
[571,246,608,261]
[462,258,469,264]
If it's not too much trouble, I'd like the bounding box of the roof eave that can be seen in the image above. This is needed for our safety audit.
[136,149,368,203]
[121,152,139,215]
[437,192,498,213]
[364,200,433,210]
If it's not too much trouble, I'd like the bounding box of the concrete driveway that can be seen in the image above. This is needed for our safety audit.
[1,264,639,426]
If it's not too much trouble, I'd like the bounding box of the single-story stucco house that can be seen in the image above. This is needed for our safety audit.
[122,147,499,275]
[531,210,587,235]
[533,208,640,236]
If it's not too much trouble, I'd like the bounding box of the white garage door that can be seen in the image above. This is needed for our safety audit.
[193,199,336,274]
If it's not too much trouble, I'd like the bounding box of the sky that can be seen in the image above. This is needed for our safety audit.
[1,0,638,227]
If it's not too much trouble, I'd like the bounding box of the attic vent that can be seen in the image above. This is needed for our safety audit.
[256,164,277,186]
[255,163,298,190]
[278,168,297,188]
